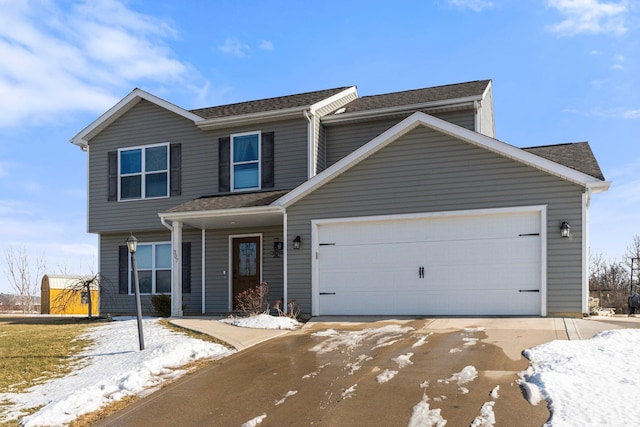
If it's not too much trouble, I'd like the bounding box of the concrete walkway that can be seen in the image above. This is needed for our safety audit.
[169,317,291,350]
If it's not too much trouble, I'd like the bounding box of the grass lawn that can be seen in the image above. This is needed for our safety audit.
[0,316,97,394]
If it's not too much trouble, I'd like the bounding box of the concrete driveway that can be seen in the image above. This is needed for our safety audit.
[95,317,571,426]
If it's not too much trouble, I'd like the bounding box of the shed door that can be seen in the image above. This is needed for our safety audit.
[316,210,542,316]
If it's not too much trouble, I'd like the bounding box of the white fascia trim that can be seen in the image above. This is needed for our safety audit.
[159,205,285,222]
[196,107,307,131]
[71,88,204,149]
[309,87,358,114]
[274,112,608,208]
[321,97,479,124]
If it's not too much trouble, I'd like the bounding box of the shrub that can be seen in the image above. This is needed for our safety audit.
[273,299,301,321]
[151,294,172,317]
[235,282,269,315]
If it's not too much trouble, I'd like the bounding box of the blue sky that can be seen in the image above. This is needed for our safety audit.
[0,0,638,293]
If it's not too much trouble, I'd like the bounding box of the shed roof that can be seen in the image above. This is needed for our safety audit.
[190,87,352,119]
[165,190,291,213]
[335,80,491,114]
[42,275,99,290]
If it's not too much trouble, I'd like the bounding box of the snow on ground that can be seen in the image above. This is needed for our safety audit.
[520,329,640,426]
[0,317,234,427]
[219,313,301,330]
[408,394,447,427]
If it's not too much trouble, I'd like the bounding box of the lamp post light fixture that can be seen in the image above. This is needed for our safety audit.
[126,234,145,351]
[293,235,301,250]
[560,221,571,238]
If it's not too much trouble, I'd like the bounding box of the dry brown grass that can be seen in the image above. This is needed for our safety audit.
[0,316,98,393]
[0,316,231,426]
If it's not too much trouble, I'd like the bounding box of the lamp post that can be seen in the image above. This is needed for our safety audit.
[126,234,145,351]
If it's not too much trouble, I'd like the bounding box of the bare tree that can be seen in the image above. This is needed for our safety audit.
[589,251,628,313]
[50,274,100,318]
[4,246,46,313]
[624,235,640,290]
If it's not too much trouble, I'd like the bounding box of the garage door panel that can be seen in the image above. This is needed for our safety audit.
[317,210,543,316]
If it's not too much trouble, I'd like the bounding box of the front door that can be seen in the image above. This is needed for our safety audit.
[232,236,261,310]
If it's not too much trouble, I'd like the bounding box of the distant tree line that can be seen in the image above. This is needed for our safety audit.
[590,235,640,314]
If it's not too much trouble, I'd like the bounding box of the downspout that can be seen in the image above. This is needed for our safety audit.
[582,188,592,315]
[473,100,481,134]
[304,109,315,179]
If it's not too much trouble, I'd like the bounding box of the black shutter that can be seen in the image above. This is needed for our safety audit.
[182,242,191,294]
[108,151,118,201]
[118,245,129,294]
[170,143,181,196]
[261,131,274,189]
[219,137,230,192]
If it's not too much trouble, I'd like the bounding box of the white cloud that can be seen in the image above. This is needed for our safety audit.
[447,0,494,11]
[259,40,274,50]
[622,109,640,119]
[611,63,624,69]
[591,107,640,119]
[547,0,629,36]
[219,38,251,57]
[0,0,204,128]
[589,49,602,55]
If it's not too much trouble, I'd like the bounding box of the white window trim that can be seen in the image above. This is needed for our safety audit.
[118,142,170,201]
[129,241,172,295]
[230,131,261,192]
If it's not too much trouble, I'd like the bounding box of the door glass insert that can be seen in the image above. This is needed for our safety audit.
[238,242,257,276]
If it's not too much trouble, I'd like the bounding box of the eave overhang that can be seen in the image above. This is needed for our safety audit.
[159,205,285,230]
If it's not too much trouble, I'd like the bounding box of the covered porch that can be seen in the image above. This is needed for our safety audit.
[159,190,291,317]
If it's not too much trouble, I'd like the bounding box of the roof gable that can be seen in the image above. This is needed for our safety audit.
[71,89,203,149]
[275,112,610,208]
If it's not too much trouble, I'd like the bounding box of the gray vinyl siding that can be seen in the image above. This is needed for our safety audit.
[99,226,284,315]
[323,109,476,167]
[204,226,284,313]
[286,125,585,315]
[88,100,308,233]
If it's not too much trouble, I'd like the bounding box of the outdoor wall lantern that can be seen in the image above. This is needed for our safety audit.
[293,235,302,250]
[126,233,145,351]
[560,221,571,238]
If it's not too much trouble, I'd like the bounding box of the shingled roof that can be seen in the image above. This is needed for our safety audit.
[336,80,491,114]
[165,190,291,213]
[190,87,352,120]
[523,142,605,180]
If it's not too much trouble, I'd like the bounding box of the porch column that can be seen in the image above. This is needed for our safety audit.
[171,220,183,317]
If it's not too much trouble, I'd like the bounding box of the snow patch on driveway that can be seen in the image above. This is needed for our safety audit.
[408,394,446,427]
[309,325,414,354]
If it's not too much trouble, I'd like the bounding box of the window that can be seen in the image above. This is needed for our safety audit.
[231,132,261,191]
[130,243,171,294]
[119,144,169,200]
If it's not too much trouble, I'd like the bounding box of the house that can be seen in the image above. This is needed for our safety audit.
[41,275,99,315]
[71,80,610,318]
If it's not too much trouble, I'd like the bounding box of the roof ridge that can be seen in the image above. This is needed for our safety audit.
[358,79,491,99]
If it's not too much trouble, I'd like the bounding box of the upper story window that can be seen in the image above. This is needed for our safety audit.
[231,132,261,191]
[130,242,171,294]
[119,144,169,200]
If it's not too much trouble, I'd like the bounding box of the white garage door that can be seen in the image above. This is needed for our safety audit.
[316,209,542,316]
